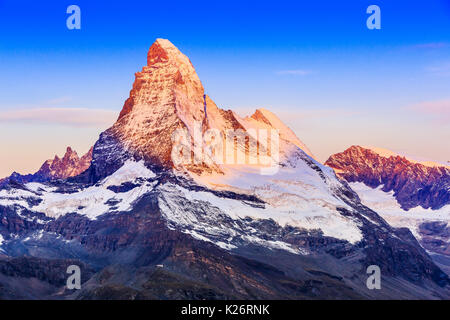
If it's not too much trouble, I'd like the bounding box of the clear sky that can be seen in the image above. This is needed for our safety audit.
[0,0,449,176]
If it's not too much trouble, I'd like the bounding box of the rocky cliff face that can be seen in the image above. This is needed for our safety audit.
[0,147,93,186]
[325,145,450,210]
[88,39,210,180]
[0,40,449,299]
[37,147,93,180]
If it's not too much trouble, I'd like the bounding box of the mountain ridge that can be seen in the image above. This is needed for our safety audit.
[325,145,450,210]
[0,146,93,186]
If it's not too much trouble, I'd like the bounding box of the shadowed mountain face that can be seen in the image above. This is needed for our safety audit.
[0,40,449,299]
[325,146,450,210]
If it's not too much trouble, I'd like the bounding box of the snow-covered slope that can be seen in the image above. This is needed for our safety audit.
[350,182,449,238]
[0,161,156,219]
[238,108,314,158]
[350,182,449,259]
[0,157,362,252]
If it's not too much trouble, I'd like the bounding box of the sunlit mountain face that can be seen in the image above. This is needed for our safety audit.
[326,146,450,274]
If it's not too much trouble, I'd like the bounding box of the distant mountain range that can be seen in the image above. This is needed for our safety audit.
[0,147,92,187]
[326,145,450,274]
[0,40,448,299]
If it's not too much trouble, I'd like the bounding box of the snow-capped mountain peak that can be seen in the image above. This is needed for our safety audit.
[89,39,314,180]
[244,108,314,158]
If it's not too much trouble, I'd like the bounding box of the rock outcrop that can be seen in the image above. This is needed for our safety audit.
[0,147,93,186]
[325,145,450,210]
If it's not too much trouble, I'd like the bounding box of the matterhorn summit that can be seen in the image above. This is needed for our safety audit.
[88,39,315,181]
[88,39,208,180]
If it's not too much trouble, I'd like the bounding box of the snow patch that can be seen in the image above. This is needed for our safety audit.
[0,160,156,220]
[160,180,363,245]
[349,182,450,239]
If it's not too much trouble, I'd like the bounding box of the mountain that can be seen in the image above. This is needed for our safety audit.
[37,146,93,180]
[0,40,449,299]
[0,147,93,187]
[84,39,314,182]
[326,145,450,273]
[325,146,450,211]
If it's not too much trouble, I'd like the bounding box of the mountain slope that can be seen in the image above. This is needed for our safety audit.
[85,39,314,182]
[0,40,449,299]
[325,145,450,210]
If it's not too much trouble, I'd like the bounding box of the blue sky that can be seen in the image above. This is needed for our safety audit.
[0,0,449,176]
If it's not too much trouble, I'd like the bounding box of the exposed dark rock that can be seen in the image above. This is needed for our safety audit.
[325,146,450,210]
